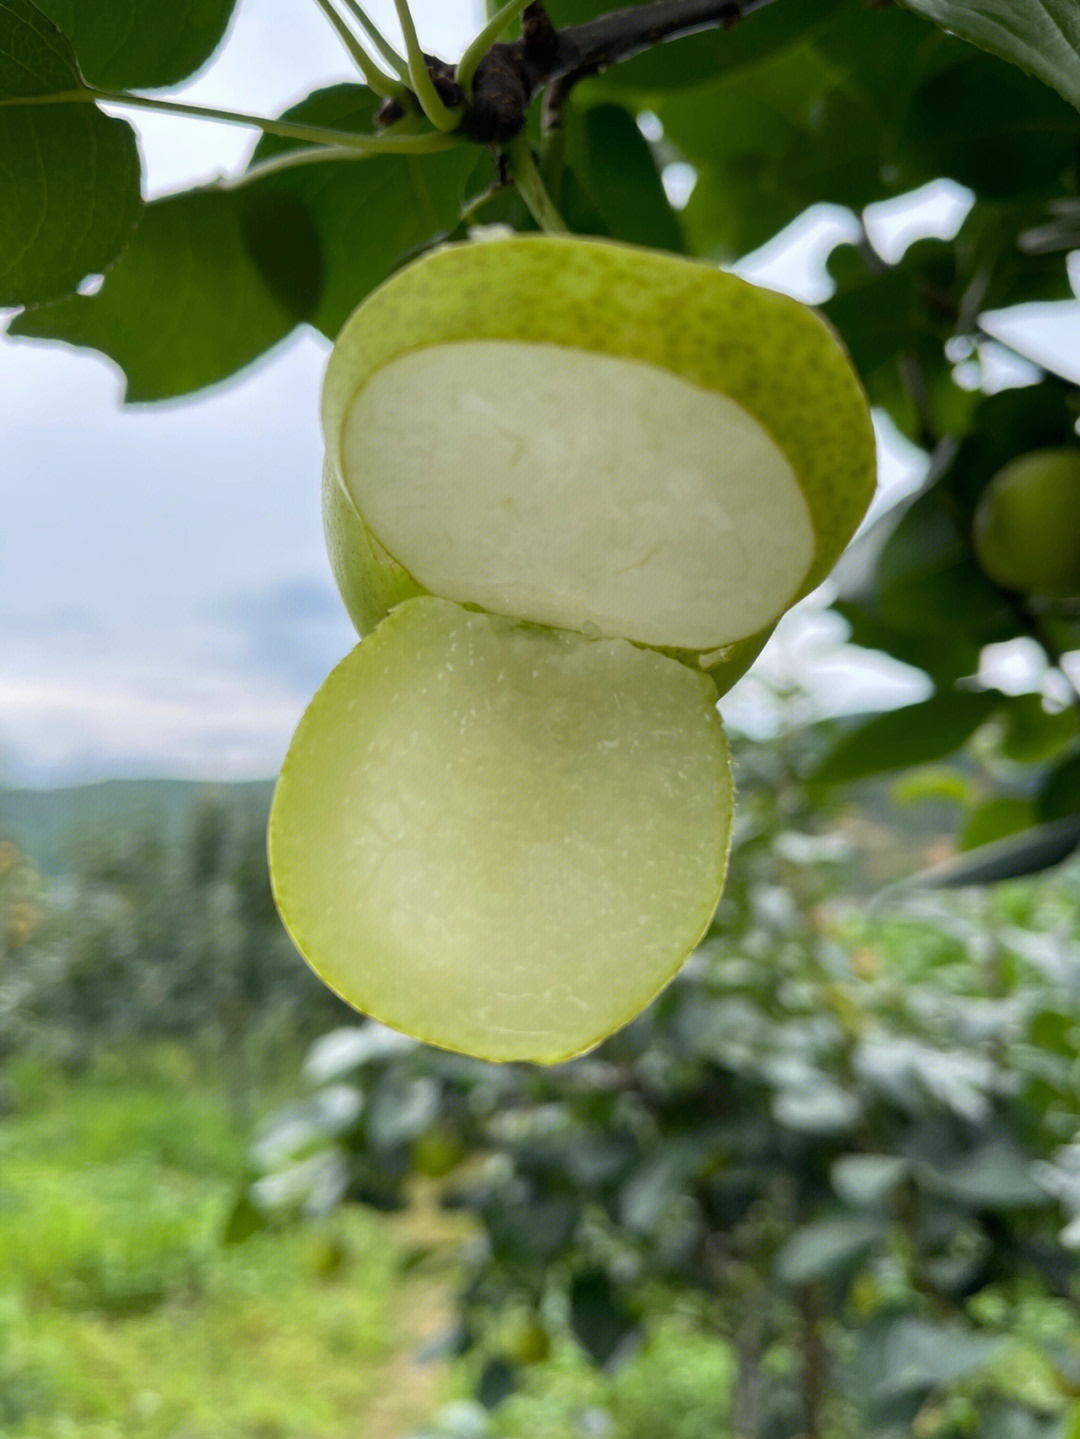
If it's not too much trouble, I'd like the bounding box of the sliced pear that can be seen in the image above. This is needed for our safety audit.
[269,597,732,1064]
[323,455,772,697]
[323,236,876,663]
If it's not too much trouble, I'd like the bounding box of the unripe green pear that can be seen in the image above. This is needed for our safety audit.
[499,1314,552,1365]
[973,447,1080,598]
[322,235,876,678]
[271,238,877,1064]
[412,1129,467,1178]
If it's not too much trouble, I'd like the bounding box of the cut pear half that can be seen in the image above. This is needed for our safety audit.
[269,597,733,1064]
[345,341,812,649]
[323,236,876,661]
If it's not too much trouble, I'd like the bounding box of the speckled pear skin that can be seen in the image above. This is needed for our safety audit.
[700,625,774,695]
[322,458,423,636]
[322,235,876,671]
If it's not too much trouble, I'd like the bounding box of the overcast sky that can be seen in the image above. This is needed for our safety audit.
[3,1,1079,786]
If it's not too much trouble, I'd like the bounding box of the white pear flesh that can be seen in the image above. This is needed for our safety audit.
[269,597,732,1064]
[323,236,877,659]
[343,341,814,650]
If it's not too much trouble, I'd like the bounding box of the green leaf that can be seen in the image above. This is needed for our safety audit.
[477,1358,518,1410]
[663,4,969,262]
[657,43,887,259]
[220,1188,267,1245]
[825,270,930,381]
[0,0,142,306]
[569,1269,640,1369]
[831,1154,911,1209]
[896,0,1080,112]
[873,488,1014,641]
[810,691,1001,786]
[1037,750,1080,821]
[33,0,238,89]
[858,347,979,449]
[303,1024,417,1083]
[366,1075,439,1150]
[830,498,985,683]
[958,201,1077,311]
[873,1317,1004,1399]
[915,812,1080,885]
[823,238,958,380]
[777,1213,886,1286]
[902,52,1080,197]
[484,1196,581,1266]
[773,1080,861,1135]
[951,386,1080,510]
[567,0,849,92]
[619,1143,698,1234]
[999,693,1079,763]
[561,103,684,252]
[247,85,475,338]
[9,186,299,400]
[812,0,948,95]
[917,1137,1047,1208]
[238,188,324,323]
[961,796,1037,850]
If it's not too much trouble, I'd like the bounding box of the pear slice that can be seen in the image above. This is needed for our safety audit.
[323,236,876,668]
[269,597,733,1064]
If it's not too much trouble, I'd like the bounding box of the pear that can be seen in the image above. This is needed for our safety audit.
[973,447,1080,598]
[269,596,733,1064]
[322,235,876,683]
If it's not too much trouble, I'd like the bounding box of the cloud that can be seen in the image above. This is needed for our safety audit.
[0,668,307,787]
[0,580,354,785]
[204,578,355,695]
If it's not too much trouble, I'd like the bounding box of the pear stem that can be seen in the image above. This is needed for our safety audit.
[338,0,412,82]
[308,0,405,100]
[456,0,537,95]
[391,0,463,132]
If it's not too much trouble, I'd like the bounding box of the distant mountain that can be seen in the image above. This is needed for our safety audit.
[0,778,275,874]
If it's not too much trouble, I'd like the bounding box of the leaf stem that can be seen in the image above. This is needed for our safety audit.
[229,131,460,187]
[308,0,405,99]
[456,0,535,94]
[391,0,462,131]
[458,174,511,226]
[0,89,96,107]
[504,132,567,232]
[339,0,412,81]
[82,88,417,151]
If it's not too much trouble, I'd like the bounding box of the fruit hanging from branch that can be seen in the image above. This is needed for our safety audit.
[321,236,877,688]
[973,447,1080,599]
[271,236,876,1063]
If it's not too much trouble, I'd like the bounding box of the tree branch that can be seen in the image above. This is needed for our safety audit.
[379,0,782,143]
[551,0,771,76]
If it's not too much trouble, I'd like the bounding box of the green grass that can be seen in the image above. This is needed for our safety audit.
[0,1048,461,1438]
[494,1320,736,1439]
[0,1047,741,1439]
